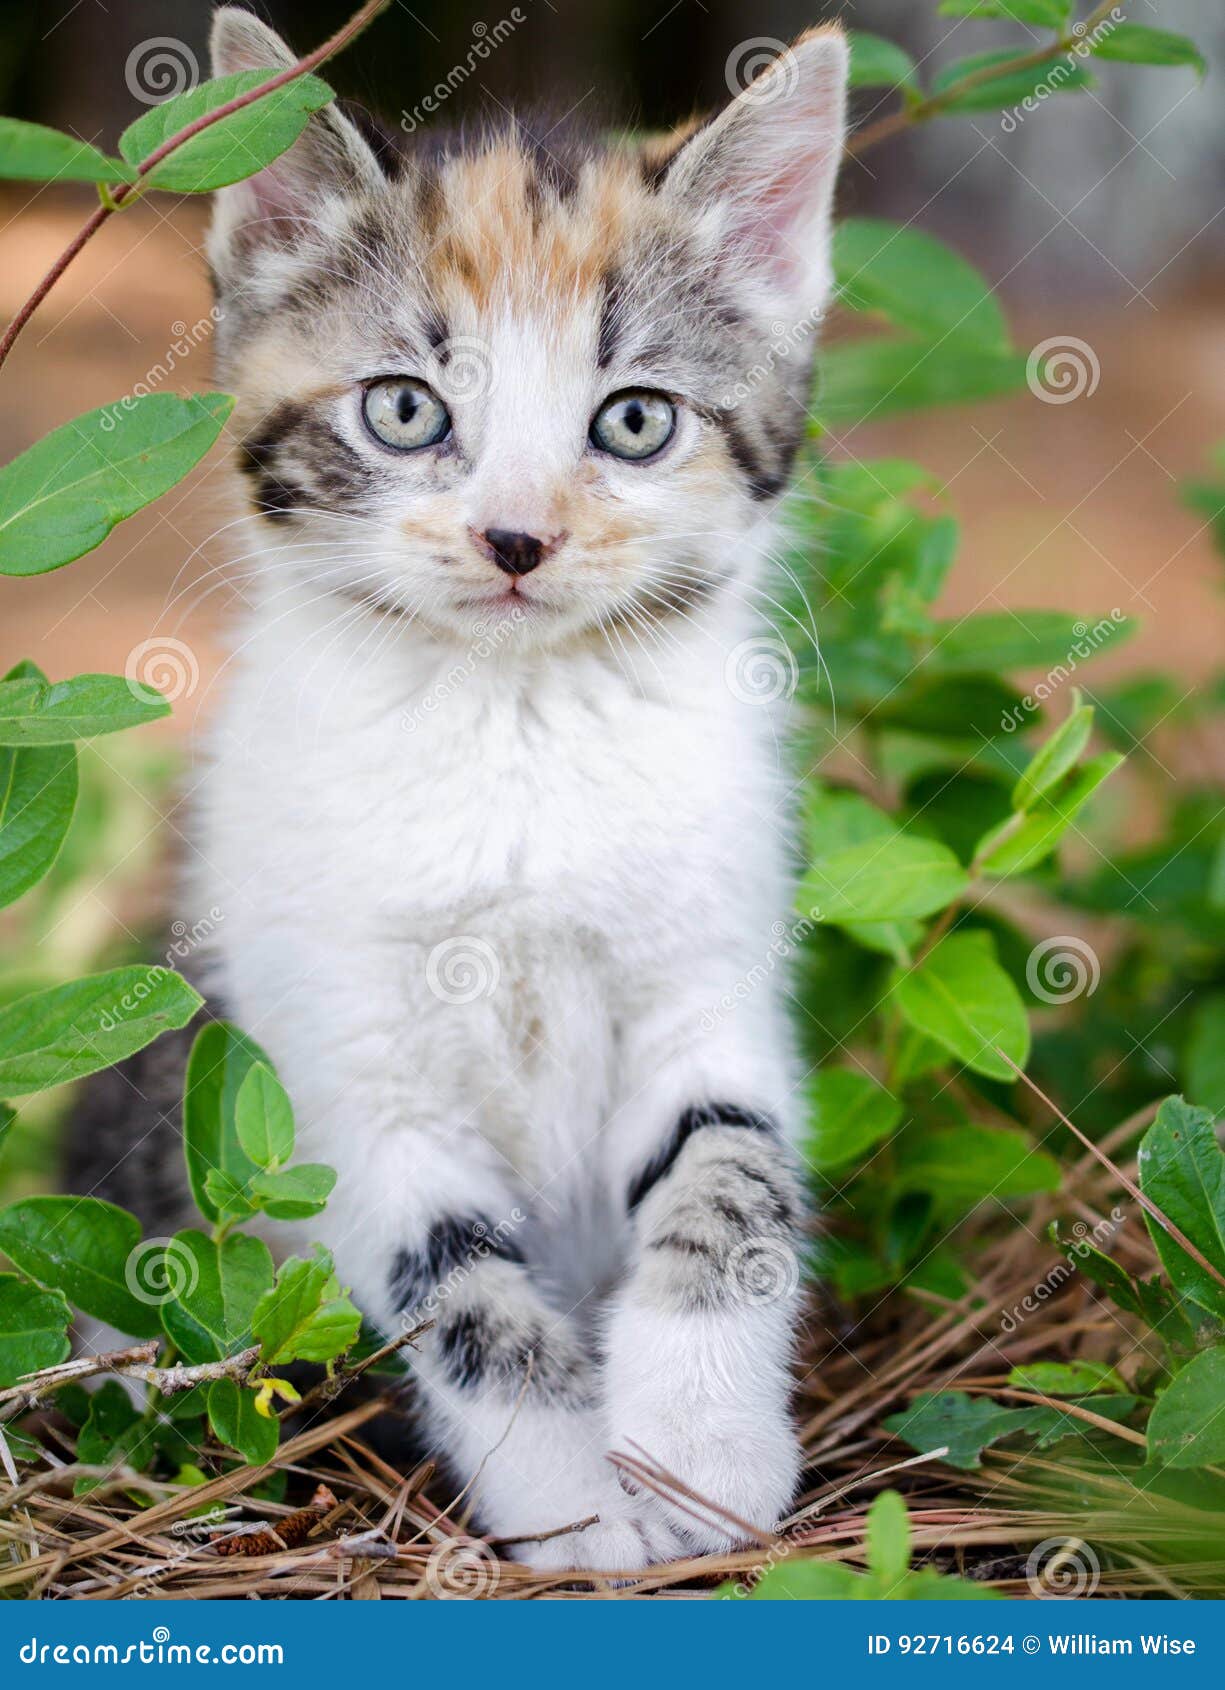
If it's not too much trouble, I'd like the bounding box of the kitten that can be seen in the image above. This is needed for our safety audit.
[76,7,847,1570]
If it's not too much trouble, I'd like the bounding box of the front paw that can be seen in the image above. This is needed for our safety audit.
[612,1407,801,1554]
[512,1496,685,1575]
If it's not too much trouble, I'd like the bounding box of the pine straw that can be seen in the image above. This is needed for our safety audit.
[2,1124,1219,1599]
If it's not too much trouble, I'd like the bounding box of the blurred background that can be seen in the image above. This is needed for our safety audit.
[0,2,1222,1139]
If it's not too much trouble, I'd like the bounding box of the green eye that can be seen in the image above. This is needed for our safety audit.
[363,378,450,450]
[590,389,676,461]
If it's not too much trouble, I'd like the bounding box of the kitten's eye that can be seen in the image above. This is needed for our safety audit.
[362,378,450,450]
[589,389,675,461]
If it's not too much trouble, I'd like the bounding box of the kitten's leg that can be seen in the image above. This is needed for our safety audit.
[602,1001,805,1552]
[382,1176,684,1572]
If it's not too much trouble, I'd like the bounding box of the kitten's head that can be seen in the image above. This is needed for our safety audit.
[207,7,846,650]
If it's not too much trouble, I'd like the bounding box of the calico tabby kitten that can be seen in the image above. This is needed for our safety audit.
[74,7,847,1570]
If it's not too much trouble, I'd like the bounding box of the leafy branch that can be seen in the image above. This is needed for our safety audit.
[848,0,1126,157]
[0,0,390,373]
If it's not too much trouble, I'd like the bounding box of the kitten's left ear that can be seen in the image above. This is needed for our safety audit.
[661,27,848,317]
[207,6,384,278]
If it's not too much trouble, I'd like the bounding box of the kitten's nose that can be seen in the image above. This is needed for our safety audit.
[484,528,545,577]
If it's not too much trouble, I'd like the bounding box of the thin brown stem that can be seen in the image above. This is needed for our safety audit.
[0,0,389,373]
[1001,1052,1225,1297]
[847,0,1124,159]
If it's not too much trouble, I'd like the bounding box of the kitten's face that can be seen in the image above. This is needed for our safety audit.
[208,13,846,652]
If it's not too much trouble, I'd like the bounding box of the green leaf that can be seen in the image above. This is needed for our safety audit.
[739,1560,862,1600]
[119,71,335,194]
[0,1196,161,1338]
[1147,1347,1225,1469]
[1008,1360,1124,1396]
[160,1231,274,1365]
[0,672,169,744]
[0,663,78,910]
[817,337,1027,425]
[865,1489,911,1590]
[248,1163,336,1222]
[1138,1098,1225,1325]
[252,1249,361,1366]
[894,1121,1059,1205]
[183,1023,270,1225]
[890,931,1031,1082]
[207,1377,280,1466]
[1012,692,1093,810]
[978,753,1123,878]
[883,1391,1043,1470]
[1092,25,1206,75]
[804,1068,902,1172]
[0,117,135,184]
[0,393,233,577]
[835,220,1009,351]
[932,48,1092,114]
[0,1103,12,1162]
[927,610,1133,675]
[77,1379,146,1469]
[234,1062,295,1172]
[0,1273,71,1388]
[0,967,202,1097]
[800,834,969,924]
[847,32,918,91]
[1185,995,1225,1117]
[939,0,1071,24]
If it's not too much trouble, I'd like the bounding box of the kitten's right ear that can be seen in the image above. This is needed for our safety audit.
[207,6,383,278]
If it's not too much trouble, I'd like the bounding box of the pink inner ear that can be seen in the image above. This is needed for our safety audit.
[729,130,838,290]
